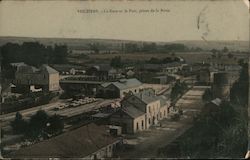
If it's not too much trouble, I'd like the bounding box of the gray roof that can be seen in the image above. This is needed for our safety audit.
[134,89,158,104]
[101,78,142,90]
[41,65,59,74]
[158,95,170,107]
[122,105,145,118]
[17,65,39,73]
[134,89,169,106]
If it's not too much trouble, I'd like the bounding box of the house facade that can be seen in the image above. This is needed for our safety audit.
[13,64,60,93]
[110,88,170,134]
[109,105,146,134]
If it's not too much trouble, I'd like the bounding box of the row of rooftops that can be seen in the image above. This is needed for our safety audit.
[10,62,59,74]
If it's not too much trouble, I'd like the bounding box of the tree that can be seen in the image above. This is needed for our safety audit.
[171,52,176,57]
[110,56,123,68]
[230,62,249,106]
[162,57,173,63]
[222,47,229,53]
[202,89,213,102]
[45,114,64,135]
[227,53,233,59]
[28,110,49,138]
[211,53,217,59]
[1,42,69,67]
[124,43,138,53]
[148,57,160,64]
[211,49,217,54]
[89,43,100,54]
[217,53,223,59]
[170,81,187,101]
[142,42,157,52]
[52,44,68,64]
[11,112,28,134]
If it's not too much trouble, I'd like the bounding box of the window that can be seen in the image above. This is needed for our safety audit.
[136,122,139,130]
[141,120,144,129]
[149,118,151,124]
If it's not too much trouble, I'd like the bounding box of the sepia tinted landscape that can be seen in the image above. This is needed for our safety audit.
[0,0,249,159]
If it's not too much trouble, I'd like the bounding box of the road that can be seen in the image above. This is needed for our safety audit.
[47,99,118,117]
[116,86,207,158]
[0,98,118,127]
[0,101,64,124]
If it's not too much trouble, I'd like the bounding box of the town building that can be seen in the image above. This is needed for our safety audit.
[209,57,241,72]
[97,78,143,98]
[86,64,123,81]
[153,75,172,84]
[211,72,231,100]
[126,70,135,78]
[196,69,211,85]
[161,62,183,74]
[13,64,60,93]
[110,88,170,134]
[109,105,146,134]
[8,123,122,159]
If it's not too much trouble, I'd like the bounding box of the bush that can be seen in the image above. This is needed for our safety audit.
[10,110,64,140]
[11,112,28,134]
[45,114,64,136]
[171,113,180,121]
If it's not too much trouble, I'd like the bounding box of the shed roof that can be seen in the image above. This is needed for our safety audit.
[41,65,59,74]
[134,89,158,104]
[101,78,142,90]
[10,62,27,68]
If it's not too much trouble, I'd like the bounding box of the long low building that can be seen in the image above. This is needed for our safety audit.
[96,78,143,98]
[8,123,122,159]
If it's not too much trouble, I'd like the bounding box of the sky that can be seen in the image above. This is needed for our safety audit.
[0,0,248,42]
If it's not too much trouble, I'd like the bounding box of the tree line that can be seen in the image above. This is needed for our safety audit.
[11,110,64,140]
[0,42,68,67]
[122,42,190,53]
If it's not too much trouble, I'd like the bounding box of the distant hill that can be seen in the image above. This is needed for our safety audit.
[0,36,144,51]
[174,40,249,52]
[0,36,248,52]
